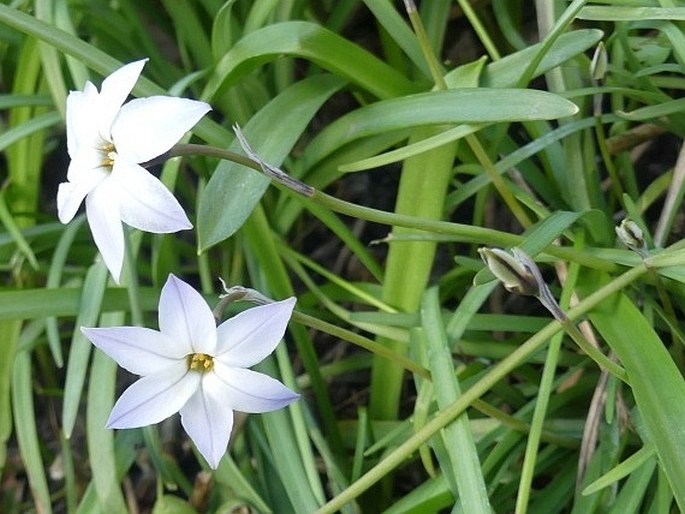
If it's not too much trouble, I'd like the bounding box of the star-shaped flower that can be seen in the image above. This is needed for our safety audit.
[57,59,211,282]
[81,274,299,469]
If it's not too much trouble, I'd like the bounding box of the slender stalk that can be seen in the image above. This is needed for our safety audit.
[594,117,623,204]
[560,318,627,382]
[515,331,564,514]
[403,1,447,89]
[454,0,501,61]
[292,311,430,380]
[165,143,618,272]
[466,133,533,228]
[122,229,143,327]
[316,264,647,513]
[406,0,532,229]
[512,247,627,382]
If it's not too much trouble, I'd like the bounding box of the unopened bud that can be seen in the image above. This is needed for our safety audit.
[218,278,274,305]
[616,218,646,255]
[591,41,608,83]
[478,247,539,296]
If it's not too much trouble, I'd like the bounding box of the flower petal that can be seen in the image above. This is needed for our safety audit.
[57,167,108,224]
[158,274,217,354]
[66,148,109,183]
[81,326,187,375]
[97,59,147,140]
[179,379,234,469]
[107,365,199,428]
[112,96,211,163]
[111,161,192,233]
[211,364,299,413]
[215,298,296,367]
[66,83,101,158]
[85,182,125,283]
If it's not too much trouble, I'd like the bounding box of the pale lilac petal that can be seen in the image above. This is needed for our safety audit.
[81,326,187,375]
[215,298,296,367]
[158,274,217,354]
[107,366,199,428]
[97,59,147,139]
[111,161,192,233]
[85,182,125,283]
[112,96,211,163]
[179,380,234,469]
[66,84,101,158]
[211,364,299,413]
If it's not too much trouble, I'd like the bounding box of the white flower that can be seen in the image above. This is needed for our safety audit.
[57,59,211,282]
[81,274,299,469]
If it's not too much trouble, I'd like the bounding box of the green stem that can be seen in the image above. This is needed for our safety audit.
[122,229,143,326]
[406,1,531,228]
[316,264,647,513]
[515,331,564,514]
[454,0,501,61]
[291,311,429,380]
[471,398,577,448]
[645,265,685,368]
[166,143,618,272]
[559,317,627,383]
[594,116,624,204]
[466,133,533,228]
[404,1,447,89]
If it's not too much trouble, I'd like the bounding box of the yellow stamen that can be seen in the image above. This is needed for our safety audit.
[187,353,214,373]
[101,143,117,167]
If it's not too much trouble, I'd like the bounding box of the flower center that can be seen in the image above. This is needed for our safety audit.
[101,142,117,168]
[187,352,214,373]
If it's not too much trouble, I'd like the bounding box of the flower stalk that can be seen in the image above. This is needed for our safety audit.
[164,133,617,272]
[616,219,685,357]
[479,247,628,383]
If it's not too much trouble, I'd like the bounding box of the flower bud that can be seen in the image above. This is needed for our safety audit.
[590,41,608,83]
[478,247,539,296]
[616,218,646,254]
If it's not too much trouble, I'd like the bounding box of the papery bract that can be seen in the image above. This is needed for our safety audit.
[81,274,299,469]
[57,59,211,282]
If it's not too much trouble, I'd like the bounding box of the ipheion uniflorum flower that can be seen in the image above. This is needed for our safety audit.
[57,59,211,282]
[81,274,299,469]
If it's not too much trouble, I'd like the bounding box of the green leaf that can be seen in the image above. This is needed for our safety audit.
[197,74,345,251]
[0,5,230,147]
[420,288,491,514]
[0,286,159,321]
[152,496,198,514]
[301,88,578,171]
[201,21,417,102]
[0,320,20,467]
[0,188,38,269]
[87,346,127,514]
[0,110,61,152]
[62,262,111,438]
[577,6,685,21]
[12,349,52,514]
[582,442,656,496]
[338,30,602,173]
[481,29,603,88]
[578,271,685,511]
[361,0,430,78]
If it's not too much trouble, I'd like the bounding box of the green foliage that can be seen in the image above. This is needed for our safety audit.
[2,1,685,513]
